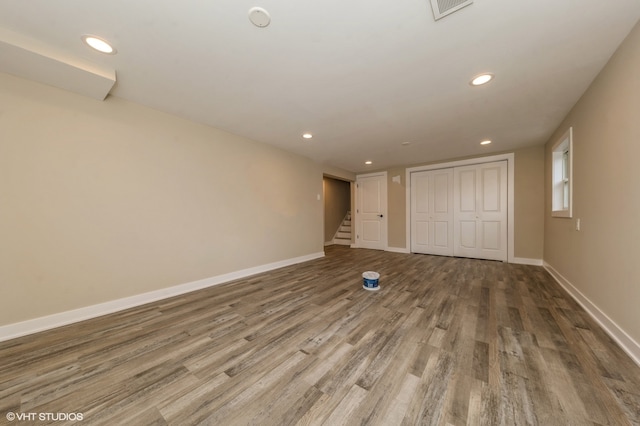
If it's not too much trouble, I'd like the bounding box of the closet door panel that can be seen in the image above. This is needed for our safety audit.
[454,161,507,261]
[410,169,453,256]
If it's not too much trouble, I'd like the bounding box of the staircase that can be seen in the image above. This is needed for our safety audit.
[333,211,352,246]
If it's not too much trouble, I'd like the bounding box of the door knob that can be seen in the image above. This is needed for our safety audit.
[378,214,384,218]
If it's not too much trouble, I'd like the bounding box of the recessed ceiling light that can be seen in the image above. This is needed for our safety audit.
[365,161,373,165]
[470,73,494,86]
[480,140,492,145]
[302,133,313,139]
[82,35,116,54]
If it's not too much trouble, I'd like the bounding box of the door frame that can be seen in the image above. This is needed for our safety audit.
[354,171,388,250]
[405,153,515,263]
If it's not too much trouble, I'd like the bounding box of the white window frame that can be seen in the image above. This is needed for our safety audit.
[551,127,573,218]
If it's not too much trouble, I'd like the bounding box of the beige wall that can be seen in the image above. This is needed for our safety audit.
[514,145,545,259]
[323,177,351,242]
[544,22,640,343]
[0,72,324,326]
[322,166,355,183]
[387,168,407,249]
[384,147,545,259]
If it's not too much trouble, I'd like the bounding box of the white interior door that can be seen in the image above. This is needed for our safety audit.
[453,161,507,261]
[356,173,387,250]
[411,168,453,256]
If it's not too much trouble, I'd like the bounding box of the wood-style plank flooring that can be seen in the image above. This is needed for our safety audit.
[1,246,640,425]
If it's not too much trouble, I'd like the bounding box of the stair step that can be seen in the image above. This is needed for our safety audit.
[332,212,352,245]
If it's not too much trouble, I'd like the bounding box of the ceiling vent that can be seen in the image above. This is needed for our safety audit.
[430,0,473,20]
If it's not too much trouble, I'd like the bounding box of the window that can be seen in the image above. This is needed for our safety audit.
[551,127,573,217]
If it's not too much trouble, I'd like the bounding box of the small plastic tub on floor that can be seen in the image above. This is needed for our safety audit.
[362,271,380,291]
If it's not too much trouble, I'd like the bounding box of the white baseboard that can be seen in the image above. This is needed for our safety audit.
[0,251,325,343]
[512,257,543,266]
[384,248,537,259]
[544,262,640,367]
[347,244,408,253]
[386,246,410,254]
[324,241,334,246]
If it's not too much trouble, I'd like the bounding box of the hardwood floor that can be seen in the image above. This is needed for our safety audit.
[1,245,640,425]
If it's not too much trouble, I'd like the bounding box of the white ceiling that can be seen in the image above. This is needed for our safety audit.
[1,1,639,173]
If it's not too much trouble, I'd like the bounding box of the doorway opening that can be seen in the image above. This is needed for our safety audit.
[323,176,353,247]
